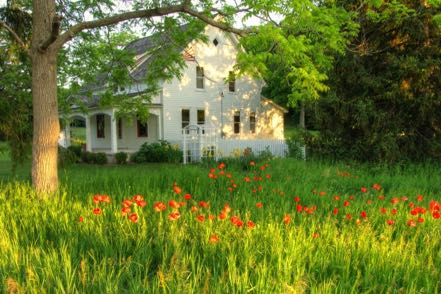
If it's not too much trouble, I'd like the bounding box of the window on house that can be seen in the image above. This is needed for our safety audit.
[197,110,205,125]
[213,38,219,46]
[137,119,148,137]
[96,114,105,138]
[117,118,122,139]
[234,111,240,134]
[250,112,256,134]
[182,109,190,129]
[196,66,204,89]
[228,71,236,92]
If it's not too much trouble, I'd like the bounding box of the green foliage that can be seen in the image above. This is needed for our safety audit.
[131,140,181,163]
[95,152,108,165]
[67,145,83,159]
[58,146,78,167]
[310,0,441,163]
[115,151,128,165]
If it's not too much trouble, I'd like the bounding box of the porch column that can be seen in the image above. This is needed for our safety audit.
[158,110,163,140]
[64,120,71,147]
[85,115,92,152]
[110,111,118,154]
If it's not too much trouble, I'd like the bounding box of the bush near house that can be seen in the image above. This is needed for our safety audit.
[115,152,128,164]
[131,140,181,163]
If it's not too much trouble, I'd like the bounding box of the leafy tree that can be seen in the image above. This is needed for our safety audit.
[309,0,441,163]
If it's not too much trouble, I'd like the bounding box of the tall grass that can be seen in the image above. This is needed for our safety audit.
[1,159,440,292]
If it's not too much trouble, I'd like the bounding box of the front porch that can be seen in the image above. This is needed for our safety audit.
[60,108,163,154]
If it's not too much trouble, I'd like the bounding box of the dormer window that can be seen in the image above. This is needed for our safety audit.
[213,38,219,46]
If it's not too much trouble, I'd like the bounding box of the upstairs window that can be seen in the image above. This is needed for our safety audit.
[234,111,240,134]
[250,112,256,134]
[182,109,190,129]
[228,71,236,92]
[196,66,204,89]
[117,118,122,139]
[96,114,105,138]
[213,38,219,46]
[137,119,148,137]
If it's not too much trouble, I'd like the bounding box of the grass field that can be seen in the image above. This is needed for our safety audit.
[0,144,440,292]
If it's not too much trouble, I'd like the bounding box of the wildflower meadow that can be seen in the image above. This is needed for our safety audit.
[1,159,440,293]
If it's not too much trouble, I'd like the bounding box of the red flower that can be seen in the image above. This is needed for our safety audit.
[260,165,266,171]
[345,213,352,220]
[333,208,339,215]
[209,168,216,173]
[343,200,350,207]
[93,208,102,215]
[100,195,111,203]
[223,204,231,214]
[244,177,251,183]
[168,211,181,221]
[416,195,423,202]
[378,195,385,200]
[136,200,147,208]
[199,201,209,208]
[391,208,398,215]
[196,215,205,222]
[218,212,227,220]
[283,214,291,225]
[380,207,387,214]
[366,200,372,205]
[93,194,101,204]
[218,162,225,169]
[407,219,417,227]
[349,195,355,200]
[319,191,326,196]
[256,202,263,208]
[247,220,256,229]
[121,207,131,215]
[391,198,400,205]
[169,200,180,209]
[173,185,182,195]
[128,213,139,223]
[153,202,167,212]
[209,234,219,244]
[208,173,216,179]
[410,209,418,216]
[401,196,408,202]
[132,194,144,202]
[191,206,198,213]
[266,174,271,179]
[79,216,84,222]
[294,197,301,203]
[409,202,415,208]
[219,170,225,176]
[296,204,302,212]
[208,214,215,221]
[360,187,368,193]
[183,193,191,200]
[372,183,382,191]
[386,219,394,226]
[122,199,133,208]
[360,211,367,219]
[249,161,255,166]
[433,211,441,219]
[417,217,424,223]
[334,195,340,201]
[312,232,320,238]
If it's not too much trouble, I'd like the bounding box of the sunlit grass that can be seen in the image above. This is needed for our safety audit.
[0,158,440,292]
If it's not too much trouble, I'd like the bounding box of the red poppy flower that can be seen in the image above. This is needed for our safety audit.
[209,168,216,173]
[173,185,182,195]
[122,199,133,208]
[360,211,367,219]
[128,213,138,223]
[121,207,131,215]
[244,177,251,182]
[93,194,101,204]
[218,212,227,220]
[266,174,271,179]
[429,200,440,211]
[256,202,263,208]
[169,200,180,209]
[191,206,198,213]
[401,196,408,202]
[219,170,225,176]
[196,215,205,222]
[386,219,394,226]
[334,195,340,201]
[93,208,102,215]
[100,195,111,203]
[218,162,225,169]
[410,209,418,216]
[345,213,352,220]
[79,216,84,222]
[360,187,368,193]
[294,197,300,203]
[208,173,216,179]
[223,204,231,214]
[283,214,291,225]
[199,201,209,208]
[260,165,266,171]
[391,198,400,205]
[209,234,219,244]
[366,200,372,205]
[343,200,350,207]
[179,201,186,207]
[296,204,302,212]
[349,195,355,200]
[372,183,382,191]
[312,232,320,238]
[153,202,167,212]
[433,211,441,219]
[132,194,144,202]
[168,211,181,221]
[226,173,232,178]
[409,202,415,208]
[417,217,424,223]
[378,195,385,200]
[333,208,339,215]
[416,195,423,202]
[407,219,417,227]
[208,214,215,221]
[380,207,387,214]
[136,200,147,208]
[391,208,398,215]
[319,191,326,196]
[247,220,255,229]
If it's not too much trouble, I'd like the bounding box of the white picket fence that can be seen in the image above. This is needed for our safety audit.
[216,139,288,158]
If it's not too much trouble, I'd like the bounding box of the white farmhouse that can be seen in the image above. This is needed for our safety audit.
[61,24,287,157]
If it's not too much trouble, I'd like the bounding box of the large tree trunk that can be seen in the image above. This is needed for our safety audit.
[31,0,60,194]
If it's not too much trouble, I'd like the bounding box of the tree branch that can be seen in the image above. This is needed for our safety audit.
[53,2,250,50]
[0,20,29,55]
[40,15,63,52]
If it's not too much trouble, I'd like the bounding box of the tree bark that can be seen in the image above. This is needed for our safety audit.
[31,0,60,194]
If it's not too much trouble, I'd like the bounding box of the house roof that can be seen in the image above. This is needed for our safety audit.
[261,97,288,113]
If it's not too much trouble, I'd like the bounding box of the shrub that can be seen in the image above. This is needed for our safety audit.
[58,146,78,167]
[67,145,82,159]
[81,151,94,164]
[132,140,182,163]
[95,152,108,165]
[115,152,128,164]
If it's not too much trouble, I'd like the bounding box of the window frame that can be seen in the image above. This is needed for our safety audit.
[181,109,190,129]
[233,111,241,134]
[249,112,256,134]
[117,118,122,139]
[196,66,204,89]
[137,119,148,138]
[96,114,105,138]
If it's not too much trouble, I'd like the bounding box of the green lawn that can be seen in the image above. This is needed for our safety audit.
[1,144,441,292]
